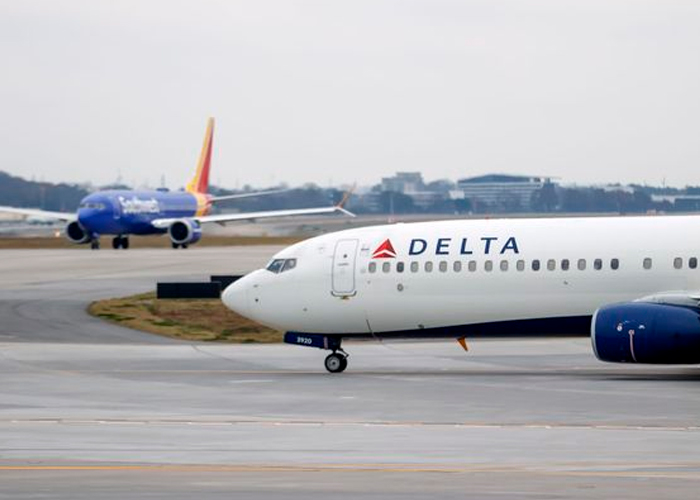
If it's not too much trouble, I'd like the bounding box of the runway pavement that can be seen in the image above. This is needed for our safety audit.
[1,247,700,499]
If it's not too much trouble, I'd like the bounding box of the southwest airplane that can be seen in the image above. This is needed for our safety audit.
[222,216,700,372]
[0,118,352,249]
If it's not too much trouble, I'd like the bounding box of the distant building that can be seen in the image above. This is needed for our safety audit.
[456,174,551,212]
[651,194,700,211]
[381,172,424,194]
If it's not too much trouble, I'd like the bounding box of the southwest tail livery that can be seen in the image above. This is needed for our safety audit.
[222,215,700,372]
[186,117,214,197]
[0,118,353,249]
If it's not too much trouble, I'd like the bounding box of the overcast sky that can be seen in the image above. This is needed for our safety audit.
[1,0,699,190]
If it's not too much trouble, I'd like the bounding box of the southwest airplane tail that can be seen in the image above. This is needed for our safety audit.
[186,117,214,196]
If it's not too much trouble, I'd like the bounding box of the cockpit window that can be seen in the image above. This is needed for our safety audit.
[266,259,285,273]
[281,258,297,272]
[266,258,298,274]
[79,202,106,210]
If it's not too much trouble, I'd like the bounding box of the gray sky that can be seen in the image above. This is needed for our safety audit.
[1,0,699,189]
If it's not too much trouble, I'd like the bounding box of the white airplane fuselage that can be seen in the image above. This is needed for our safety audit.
[223,215,700,338]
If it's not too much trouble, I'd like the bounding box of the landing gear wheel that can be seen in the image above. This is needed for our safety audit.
[121,237,129,249]
[324,352,348,373]
[112,237,122,249]
[181,244,188,249]
[90,240,100,250]
[172,242,180,249]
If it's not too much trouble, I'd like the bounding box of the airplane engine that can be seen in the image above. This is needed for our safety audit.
[168,219,202,246]
[592,302,700,364]
[65,221,90,244]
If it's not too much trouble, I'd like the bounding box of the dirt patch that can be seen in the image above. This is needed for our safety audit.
[88,292,283,343]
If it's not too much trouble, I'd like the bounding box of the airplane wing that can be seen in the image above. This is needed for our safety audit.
[0,206,76,222]
[151,205,354,229]
[209,188,290,202]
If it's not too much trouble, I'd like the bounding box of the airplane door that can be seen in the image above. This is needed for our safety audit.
[332,239,358,296]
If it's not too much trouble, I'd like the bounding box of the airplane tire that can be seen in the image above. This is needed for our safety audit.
[172,242,179,249]
[121,237,129,250]
[91,240,100,250]
[112,237,121,250]
[182,244,188,249]
[324,353,347,373]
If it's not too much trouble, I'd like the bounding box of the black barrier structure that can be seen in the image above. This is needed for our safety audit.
[210,275,243,289]
[157,282,221,299]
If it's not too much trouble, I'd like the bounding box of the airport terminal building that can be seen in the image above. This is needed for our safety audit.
[455,174,552,212]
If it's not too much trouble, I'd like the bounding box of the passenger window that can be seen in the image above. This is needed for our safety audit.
[453,261,462,272]
[368,262,377,274]
[547,259,556,271]
[425,261,433,272]
[382,262,391,273]
[594,259,603,270]
[396,262,405,273]
[410,262,419,273]
[439,261,448,273]
[468,261,477,272]
[484,260,493,272]
[611,258,620,270]
[281,258,297,272]
[266,259,285,274]
[643,258,652,270]
[500,260,508,271]
[577,259,586,271]
[561,259,570,271]
[690,258,698,269]
[516,260,525,271]
[532,259,541,271]
[674,257,683,269]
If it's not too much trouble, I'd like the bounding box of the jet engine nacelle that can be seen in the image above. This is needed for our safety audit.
[168,219,202,246]
[65,221,90,244]
[592,302,700,364]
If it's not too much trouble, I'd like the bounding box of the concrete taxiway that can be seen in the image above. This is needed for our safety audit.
[1,247,700,499]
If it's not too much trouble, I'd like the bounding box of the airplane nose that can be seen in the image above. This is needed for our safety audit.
[77,209,96,229]
[222,277,250,317]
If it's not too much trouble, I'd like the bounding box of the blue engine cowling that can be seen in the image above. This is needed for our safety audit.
[592,302,700,364]
[65,221,91,244]
[168,219,202,246]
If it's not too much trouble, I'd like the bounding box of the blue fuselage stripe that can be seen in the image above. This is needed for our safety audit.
[289,315,593,341]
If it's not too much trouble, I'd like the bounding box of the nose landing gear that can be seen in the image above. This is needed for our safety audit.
[283,332,349,373]
[324,350,349,373]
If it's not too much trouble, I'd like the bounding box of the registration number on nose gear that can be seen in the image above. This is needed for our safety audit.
[283,332,342,351]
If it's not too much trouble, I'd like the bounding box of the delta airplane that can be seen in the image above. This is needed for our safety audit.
[0,118,352,249]
[222,215,700,372]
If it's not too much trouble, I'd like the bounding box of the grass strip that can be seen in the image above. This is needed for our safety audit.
[88,292,282,343]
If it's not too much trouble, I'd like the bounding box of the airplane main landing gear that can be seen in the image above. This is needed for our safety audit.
[90,239,100,250]
[112,236,129,249]
[324,351,348,373]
